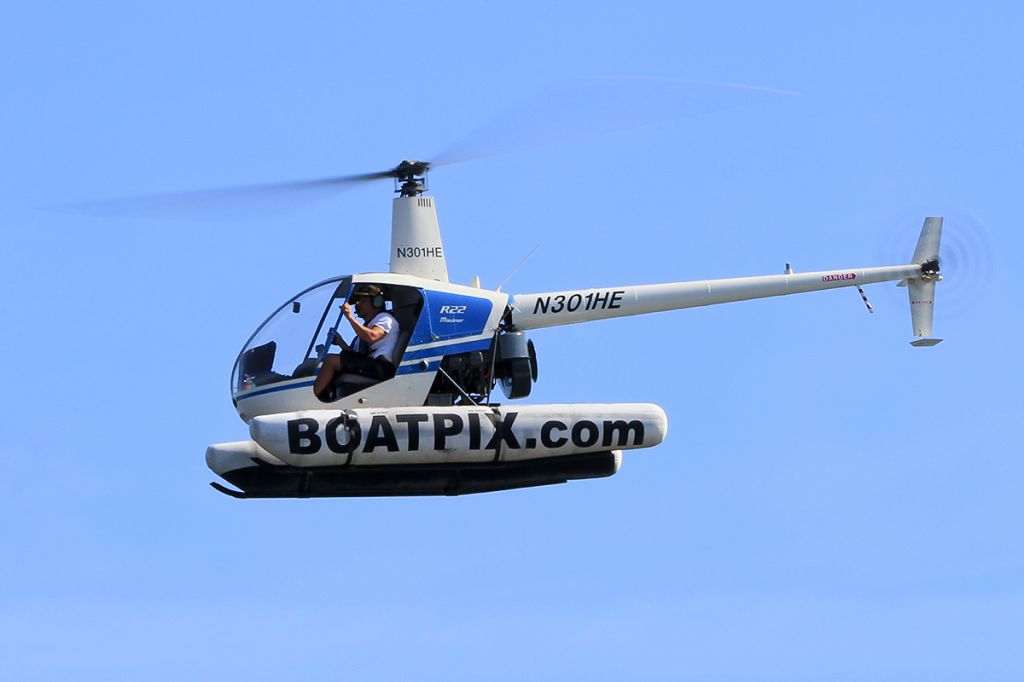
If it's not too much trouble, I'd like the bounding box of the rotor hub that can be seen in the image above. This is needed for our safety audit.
[393,160,430,197]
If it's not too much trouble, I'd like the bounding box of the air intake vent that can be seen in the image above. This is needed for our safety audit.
[418,197,433,208]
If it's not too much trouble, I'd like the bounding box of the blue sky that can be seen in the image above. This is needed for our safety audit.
[2,2,1022,680]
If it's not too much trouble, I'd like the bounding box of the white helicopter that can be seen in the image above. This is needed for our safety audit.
[205,159,943,498]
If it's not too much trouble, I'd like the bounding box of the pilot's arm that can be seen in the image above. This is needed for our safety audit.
[343,303,388,346]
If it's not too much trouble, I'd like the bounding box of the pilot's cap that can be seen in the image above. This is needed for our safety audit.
[349,284,384,303]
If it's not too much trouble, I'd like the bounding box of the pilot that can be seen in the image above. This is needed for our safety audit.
[314,284,400,399]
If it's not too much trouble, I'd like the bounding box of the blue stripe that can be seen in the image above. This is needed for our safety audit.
[402,337,492,360]
[235,338,489,398]
[236,379,315,402]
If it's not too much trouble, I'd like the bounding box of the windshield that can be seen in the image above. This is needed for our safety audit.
[231,276,352,394]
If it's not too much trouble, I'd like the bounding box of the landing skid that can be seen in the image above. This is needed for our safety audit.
[209,481,247,498]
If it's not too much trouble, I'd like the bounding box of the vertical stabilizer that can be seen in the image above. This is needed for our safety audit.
[912,216,943,264]
[909,279,939,344]
[390,195,449,282]
[908,217,943,346]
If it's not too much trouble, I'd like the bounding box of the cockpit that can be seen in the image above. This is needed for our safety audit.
[230,274,516,420]
[232,276,424,398]
[232,277,348,394]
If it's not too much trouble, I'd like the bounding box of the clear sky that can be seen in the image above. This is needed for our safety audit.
[2,2,1022,680]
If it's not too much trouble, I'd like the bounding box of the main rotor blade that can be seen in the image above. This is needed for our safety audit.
[55,77,795,220]
[430,77,798,167]
[55,170,399,220]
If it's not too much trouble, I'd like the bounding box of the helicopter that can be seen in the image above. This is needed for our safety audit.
[206,158,943,499]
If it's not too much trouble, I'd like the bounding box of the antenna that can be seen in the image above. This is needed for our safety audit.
[496,245,540,292]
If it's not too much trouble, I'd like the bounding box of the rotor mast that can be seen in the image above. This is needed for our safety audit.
[389,160,449,282]
[392,159,430,197]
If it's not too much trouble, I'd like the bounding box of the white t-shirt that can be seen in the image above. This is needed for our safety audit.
[353,311,399,363]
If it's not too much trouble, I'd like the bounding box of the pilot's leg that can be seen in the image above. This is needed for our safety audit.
[314,354,343,398]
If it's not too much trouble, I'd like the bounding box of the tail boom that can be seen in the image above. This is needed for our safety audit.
[511,264,922,331]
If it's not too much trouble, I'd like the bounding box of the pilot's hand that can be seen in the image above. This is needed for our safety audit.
[332,332,343,346]
[342,302,354,320]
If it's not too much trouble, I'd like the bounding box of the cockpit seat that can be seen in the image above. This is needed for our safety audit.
[336,372,381,387]
[292,357,319,378]
[329,327,413,398]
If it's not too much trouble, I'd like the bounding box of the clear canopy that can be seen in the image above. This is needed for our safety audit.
[231,276,352,395]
